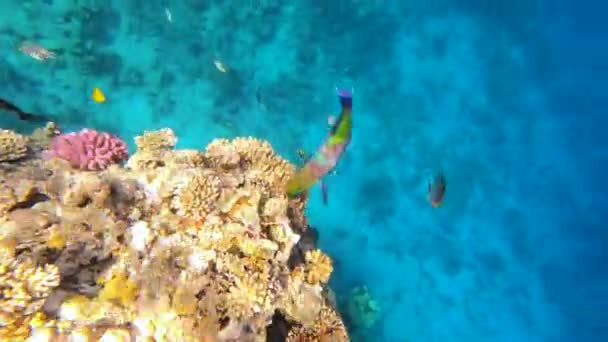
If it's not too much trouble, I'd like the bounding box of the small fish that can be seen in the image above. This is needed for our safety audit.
[213,59,228,73]
[18,41,56,62]
[428,171,446,207]
[0,97,49,123]
[255,86,268,111]
[165,8,172,23]
[92,87,106,103]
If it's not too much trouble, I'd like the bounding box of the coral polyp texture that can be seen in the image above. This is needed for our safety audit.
[0,125,348,341]
[44,129,129,171]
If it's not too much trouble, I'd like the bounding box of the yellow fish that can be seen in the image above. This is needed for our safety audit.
[92,88,106,103]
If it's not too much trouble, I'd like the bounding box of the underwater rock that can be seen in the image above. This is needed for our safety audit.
[0,126,348,341]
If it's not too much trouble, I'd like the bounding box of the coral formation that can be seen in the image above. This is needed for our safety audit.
[0,129,29,162]
[343,286,381,330]
[0,126,348,341]
[44,128,129,171]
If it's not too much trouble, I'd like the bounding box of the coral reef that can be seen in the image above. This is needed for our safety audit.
[0,126,348,341]
[44,129,129,171]
[0,129,29,162]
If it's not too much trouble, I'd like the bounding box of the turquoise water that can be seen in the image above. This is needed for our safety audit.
[1,1,606,341]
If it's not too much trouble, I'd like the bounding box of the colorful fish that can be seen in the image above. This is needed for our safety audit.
[296,148,329,205]
[92,88,106,103]
[286,89,353,198]
[18,41,56,62]
[428,171,446,207]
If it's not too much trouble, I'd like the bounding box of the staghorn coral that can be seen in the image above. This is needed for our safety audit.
[0,129,29,162]
[0,127,348,341]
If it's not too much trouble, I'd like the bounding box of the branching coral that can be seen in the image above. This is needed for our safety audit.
[0,126,348,341]
[171,169,222,223]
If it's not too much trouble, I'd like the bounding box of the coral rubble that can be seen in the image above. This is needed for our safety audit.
[0,125,349,341]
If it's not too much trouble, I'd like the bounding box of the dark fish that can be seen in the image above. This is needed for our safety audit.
[428,171,446,207]
[0,98,49,123]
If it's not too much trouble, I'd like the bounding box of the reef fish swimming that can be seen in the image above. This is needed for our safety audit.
[286,89,353,198]
[296,148,329,205]
[0,97,49,123]
[18,41,56,62]
[428,171,446,207]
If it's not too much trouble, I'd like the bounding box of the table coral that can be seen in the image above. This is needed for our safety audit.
[0,127,349,341]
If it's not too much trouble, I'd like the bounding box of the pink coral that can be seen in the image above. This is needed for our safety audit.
[44,129,129,171]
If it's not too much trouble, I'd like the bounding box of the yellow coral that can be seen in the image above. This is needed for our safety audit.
[205,138,241,168]
[227,271,272,318]
[166,149,207,168]
[0,258,60,339]
[134,128,177,153]
[0,182,17,218]
[97,272,138,307]
[171,169,221,223]
[0,129,29,162]
[305,249,334,285]
[262,196,288,219]
[212,137,295,192]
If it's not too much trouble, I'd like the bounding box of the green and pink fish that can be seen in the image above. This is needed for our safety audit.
[286,89,353,200]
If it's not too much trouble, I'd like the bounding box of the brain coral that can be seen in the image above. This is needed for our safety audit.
[0,127,348,341]
[44,128,128,171]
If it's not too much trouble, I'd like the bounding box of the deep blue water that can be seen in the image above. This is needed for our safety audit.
[1,1,606,341]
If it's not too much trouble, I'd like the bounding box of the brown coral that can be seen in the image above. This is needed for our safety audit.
[0,129,29,162]
[29,122,60,151]
[134,128,177,153]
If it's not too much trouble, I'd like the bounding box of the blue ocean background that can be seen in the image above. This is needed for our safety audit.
[1,1,606,341]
